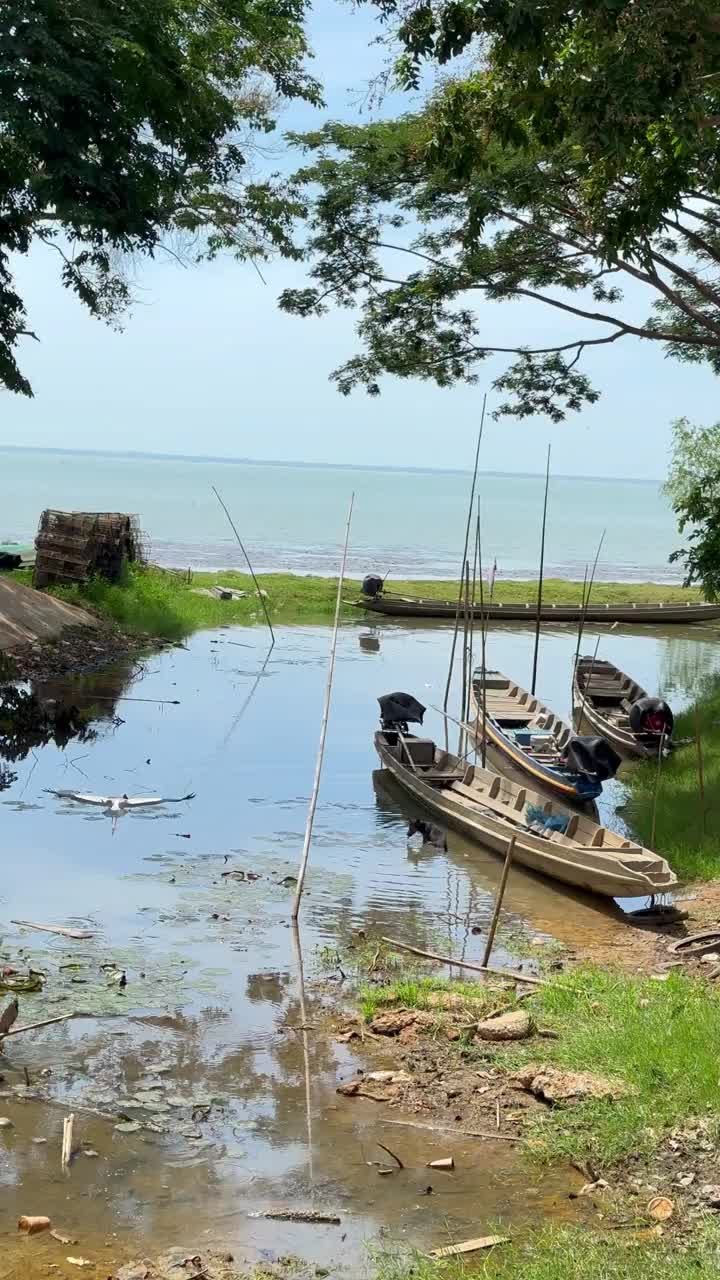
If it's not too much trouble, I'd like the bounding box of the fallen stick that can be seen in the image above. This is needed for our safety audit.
[250,1209,341,1224]
[381,1119,522,1143]
[429,1235,509,1259]
[11,921,93,941]
[379,937,545,986]
[2,1012,78,1039]
[376,1141,404,1170]
[61,1113,74,1170]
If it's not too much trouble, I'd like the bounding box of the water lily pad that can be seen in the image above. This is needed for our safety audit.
[115,1121,142,1134]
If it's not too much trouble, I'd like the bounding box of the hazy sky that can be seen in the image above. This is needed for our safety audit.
[3,2,719,479]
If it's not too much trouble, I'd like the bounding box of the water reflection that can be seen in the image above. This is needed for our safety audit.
[0,617,716,1265]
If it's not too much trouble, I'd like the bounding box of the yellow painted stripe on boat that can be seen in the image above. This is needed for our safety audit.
[483,719,578,797]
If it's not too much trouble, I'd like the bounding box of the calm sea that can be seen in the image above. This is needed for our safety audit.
[0,447,683,582]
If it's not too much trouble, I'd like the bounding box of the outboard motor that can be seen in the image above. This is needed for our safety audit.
[564,735,621,781]
[629,696,674,739]
[378,691,426,733]
[362,574,385,598]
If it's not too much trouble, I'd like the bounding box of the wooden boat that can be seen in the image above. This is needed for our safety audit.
[374,728,677,899]
[353,592,720,625]
[572,656,673,758]
[468,670,619,805]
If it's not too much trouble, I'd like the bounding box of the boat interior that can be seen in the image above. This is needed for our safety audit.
[576,657,642,730]
[473,670,573,767]
[379,729,643,855]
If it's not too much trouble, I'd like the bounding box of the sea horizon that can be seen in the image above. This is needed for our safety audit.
[0,442,660,487]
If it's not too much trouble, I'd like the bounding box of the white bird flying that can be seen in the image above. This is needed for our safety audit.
[47,790,195,814]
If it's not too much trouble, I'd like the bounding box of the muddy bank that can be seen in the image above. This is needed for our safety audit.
[6,622,166,683]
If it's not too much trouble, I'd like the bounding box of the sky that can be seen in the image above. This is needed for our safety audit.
[3,2,719,480]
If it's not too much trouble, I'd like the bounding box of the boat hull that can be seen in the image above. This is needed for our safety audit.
[374,734,676,900]
[355,595,720,625]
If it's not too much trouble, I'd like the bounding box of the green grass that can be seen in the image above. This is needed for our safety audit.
[624,673,720,881]
[358,974,515,1022]
[3,565,703,641]
[508,967,720,1165]
[362,966,720,1167]
[374,1224,720,1280]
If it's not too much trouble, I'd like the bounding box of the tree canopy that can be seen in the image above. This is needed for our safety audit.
[665,417,720,598]
[280,1,720,418]
[1,0,319,395]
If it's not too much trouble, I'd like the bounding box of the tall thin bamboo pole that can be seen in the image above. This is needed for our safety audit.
[292,494,354,921]
[481,835,516,967]
[572,564,589,681]
[650,727,667,849]
[212,485,275,646]
[476,506,488,768]
[574,530,606,673]
[459,560,471,755]
[530,445,551,695]
[695,708,707,835]
[443,397,487,748]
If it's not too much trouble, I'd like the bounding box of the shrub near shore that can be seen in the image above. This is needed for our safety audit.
[7,565,703,640]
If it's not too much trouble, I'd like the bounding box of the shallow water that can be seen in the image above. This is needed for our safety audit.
[0,617,717,1270]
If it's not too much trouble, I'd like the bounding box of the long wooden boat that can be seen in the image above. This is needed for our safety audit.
[374,728,677,899]
[468,669,620,806]
[353,592,720,625]
[572,656,674,758]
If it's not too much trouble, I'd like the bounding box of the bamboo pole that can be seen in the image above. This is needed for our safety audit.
[212,485,275,646]
[291,921,313,1184]
[379,936,545,985]
[459,560,471,755]
[442,398,487,750]
[574,530,606,673]
[572,565,589,681]
[530,444,551,695]
[1,1011,77,1039]
[476,505,488,768]
[650,727,667,849]
[481,835,517,967]
[292,494,354,920]
[695,708,707,834]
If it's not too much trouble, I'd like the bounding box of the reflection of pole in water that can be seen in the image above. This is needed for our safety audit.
[291,921,314,1186]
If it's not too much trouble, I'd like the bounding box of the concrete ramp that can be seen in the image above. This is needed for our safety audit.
[0,577,98,651]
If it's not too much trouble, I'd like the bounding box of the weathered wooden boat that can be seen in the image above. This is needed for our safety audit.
[469,669,620,805]
[353,591,720,625]
[374,724,677,899]
[572,656,674,758]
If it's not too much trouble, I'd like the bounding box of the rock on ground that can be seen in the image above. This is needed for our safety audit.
[511,1065,627,1106]
[476,1010,533,1041]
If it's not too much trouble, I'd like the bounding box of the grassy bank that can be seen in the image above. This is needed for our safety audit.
[376,1224,720,1280]
[360,964,720,1166]
[623,675,720,882]
[5,564,703,640]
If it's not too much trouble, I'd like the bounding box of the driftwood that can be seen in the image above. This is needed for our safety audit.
[2,1012,78,1039]
[379,937,545,986]
[381,1119,522,1143]
[430,1235,509,1259]
[61,1114,75,1170]
[11,920,93,941]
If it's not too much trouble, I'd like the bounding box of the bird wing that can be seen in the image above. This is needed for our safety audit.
[48,791,112,806]
[126,792,196,807]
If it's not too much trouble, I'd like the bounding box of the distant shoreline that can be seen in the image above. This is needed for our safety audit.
[0,443,657,486]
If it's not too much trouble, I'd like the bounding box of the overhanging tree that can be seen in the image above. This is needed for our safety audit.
[1,0,320,395]
[280,1,720,418]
